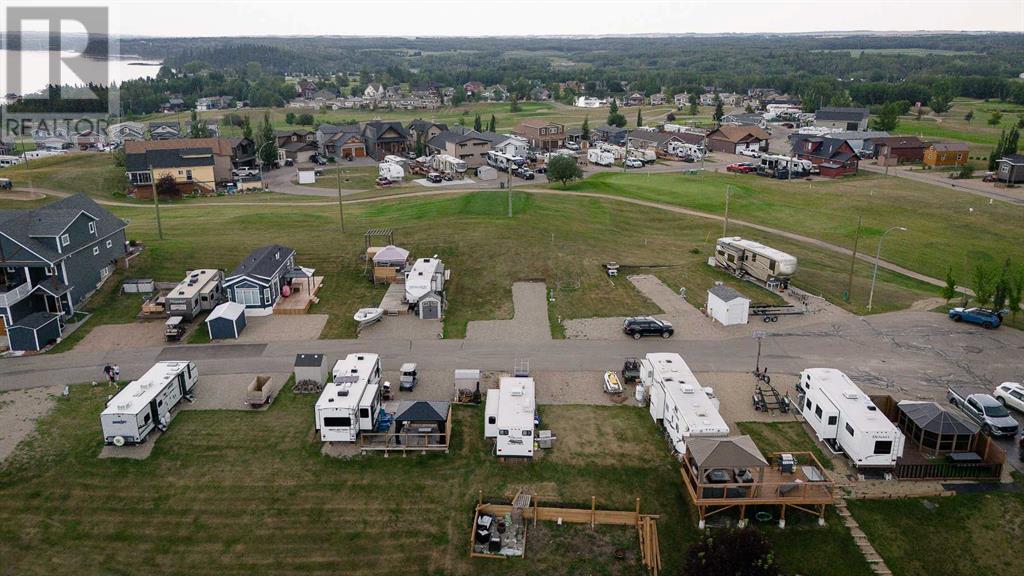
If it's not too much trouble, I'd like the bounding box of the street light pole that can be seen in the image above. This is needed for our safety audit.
[149,165,163,240]
[722,185,732,236]
[867,225,907,311]
[336,169,345,233]
[255,140,274,191]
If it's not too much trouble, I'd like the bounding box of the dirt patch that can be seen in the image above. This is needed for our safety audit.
[1,190,46,201]
[0,385,60,464]
[75,322,169,352]
[527,522,643,576]
[233,314,328,343]
[699,372,800,429]
[98,433,159,460]
[467,282,551,342]
[182,373,290,411]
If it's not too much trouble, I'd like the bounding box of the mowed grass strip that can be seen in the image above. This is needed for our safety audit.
[0,384,879,576]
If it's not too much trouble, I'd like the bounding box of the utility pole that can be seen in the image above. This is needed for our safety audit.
[336,169,345,233]
[722,185,731,236]
[149,165,164,240]
[845,216,862,302]
[507,164,513,217]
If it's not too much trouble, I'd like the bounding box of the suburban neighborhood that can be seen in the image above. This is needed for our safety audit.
[1,6,1023,576]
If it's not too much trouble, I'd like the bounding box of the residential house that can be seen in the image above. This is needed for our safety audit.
[195,96,234,111]
[310,89,338,104]
[160,98,186,113]
[627,129,683,151]
[426,129,496,168]
[827,131,892,157]
[673,92,691,108]
[184,119,220,137]
[923,142,970,168]
[565,128,584,144]
[106,121,145,145]
[125,138,247,184]
[385,85,403,99]
[296,80,317,99]
[362,121,410,160]
[706,125,771,154]
[996,154,1024,183]
[624,92,645,107]
[278,140,318,166]
[870,136,927,165]
[790,135,860,177]
[225,244,297,314]
[0,140,13,156]
[124,147,217,197]
[148,121,181,140]
[0,194,127,351]
[463,81,485,97]
[493,135,529,158]
[650,93,667,106]
[407,120,449,150]
[73,130,105,150]
[516,120,565,151]
[364,83,384,100]
[813,107,870,132]
[530,86,551,101]
[316,123,366,160]
[592,125,629,146]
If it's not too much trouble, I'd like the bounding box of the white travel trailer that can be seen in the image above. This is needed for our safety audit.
[641,353,729,454]
[405,257,446,305]
[587,148,615,167]
[596,142,626,159]
[484,388,500,438]
[431,153,467,174]
[489,377,536,458]
[315,353,383,442]
[0,155,24,168]
[714,236,798,288]
[627,147,657,164]
[486,150,514,171]
[384,154,409,168]
[759,154,813,176]
[100,361,198,445]
[797,368,905,468]
[667,141,704,159]
[378,162,405,182]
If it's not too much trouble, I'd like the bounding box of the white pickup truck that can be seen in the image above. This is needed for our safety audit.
[947,386,1020,437]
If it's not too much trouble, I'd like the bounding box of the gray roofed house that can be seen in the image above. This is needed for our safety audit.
[1,194,128,351]
[362,120,409,160]
[224,244,297,311]
[124,147,216,173]
[708,284,745,303]
[813,107,870,131]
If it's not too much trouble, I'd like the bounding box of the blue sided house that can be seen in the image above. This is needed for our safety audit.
[224,244,298,315]
[1,194,128,351]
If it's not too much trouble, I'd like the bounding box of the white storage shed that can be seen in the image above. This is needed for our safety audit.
[707,284,750,326]
[294,353,329,386]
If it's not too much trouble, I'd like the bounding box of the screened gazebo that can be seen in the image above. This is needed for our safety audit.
[896,401,980,456]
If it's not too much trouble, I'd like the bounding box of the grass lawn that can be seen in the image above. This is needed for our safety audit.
[891,98,1024,149]
[563,170,1024,300]
[847,487,1024,576]
[736,421,835,471]
[0,387,874,576]
[301,165,394,192]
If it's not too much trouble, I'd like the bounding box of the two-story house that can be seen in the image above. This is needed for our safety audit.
[407,119,449,150]
[0,194,127,351]
[125,147,217,197]
[790,135,860,177]
[316,124,366,160]
[426,129,499,168]
[515,120,565,151]
[126,138,243,187]
[813,107,870,132]
[362,121,410,160]
[148,121,181,140]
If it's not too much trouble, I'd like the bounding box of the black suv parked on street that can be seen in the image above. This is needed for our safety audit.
[623,317,674,339]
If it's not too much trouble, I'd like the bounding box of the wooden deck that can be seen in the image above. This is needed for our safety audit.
[274,277,323,315]
[357,407,453,455]
[680,451,835,527]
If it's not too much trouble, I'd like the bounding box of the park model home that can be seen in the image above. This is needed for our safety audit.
[405,257,447,319]
[315,353,383,442]
[0,194,127,352]
[225,245,296,315]
[797,368,905,468]
[642,353,729,454]
[100,361,198,446]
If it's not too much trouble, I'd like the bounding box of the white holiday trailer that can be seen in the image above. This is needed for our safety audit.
[315,353,383,442]
[587,148,615,167]
[378,162,405,182]
[100,361,198,445]
[714,236,798,288]
[797,368,905,468]
[492,377,536,458]
[641,353,729,454]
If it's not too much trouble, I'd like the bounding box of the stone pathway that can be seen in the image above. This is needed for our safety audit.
[835,498,893,576]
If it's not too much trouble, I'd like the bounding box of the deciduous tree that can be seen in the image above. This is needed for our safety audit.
[546,155,583,188]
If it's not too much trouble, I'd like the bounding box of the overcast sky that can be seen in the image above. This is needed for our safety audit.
[4,0,1024,37]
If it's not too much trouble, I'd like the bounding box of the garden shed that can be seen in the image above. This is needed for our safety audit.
[206,301,246,340]
[896,401,980,456]
[294,353,329,385]
[707,284,750,326]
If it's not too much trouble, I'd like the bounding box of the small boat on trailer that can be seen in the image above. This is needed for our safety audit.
[354,307,384,327]
[603,371,624,394]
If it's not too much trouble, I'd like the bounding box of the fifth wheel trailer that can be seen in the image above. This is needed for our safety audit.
[641,353,729,454]
[100,361,198,445]
[315,353,383,442]
[714,236,798,288]
[796,368,905,468]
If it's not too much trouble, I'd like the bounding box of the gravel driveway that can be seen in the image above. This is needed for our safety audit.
[466,282,551,342]
[183,372,290,411]
[76,322,169,352]
[234,314,328,343]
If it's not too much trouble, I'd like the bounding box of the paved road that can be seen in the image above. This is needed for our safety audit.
[861,163,1024,206]
[3,309,1022,400]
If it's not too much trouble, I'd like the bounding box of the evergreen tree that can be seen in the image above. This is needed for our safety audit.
[242,115,253,140]
[257,112,277,167]
[488,114,496,132]
[928,94,951,115]
[871,102,901,132]
[713,94,724,123]
[993,258,1012,311]
[189,110,209,138]
[989,129,1007,171]
[964,110,974,123]
[636,108,643,127]
[415,132,425,158]
[688,93,698,116]
[581,115,590,141]
[473,113,482,132]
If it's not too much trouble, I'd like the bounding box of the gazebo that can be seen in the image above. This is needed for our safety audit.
[687,436,770,492]
[394,400,451,446]
[896,401,980,456]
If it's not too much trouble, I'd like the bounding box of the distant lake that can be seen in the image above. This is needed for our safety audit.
[0,49,162,104]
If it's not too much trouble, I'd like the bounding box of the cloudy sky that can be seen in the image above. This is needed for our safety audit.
[4,0,1023,36]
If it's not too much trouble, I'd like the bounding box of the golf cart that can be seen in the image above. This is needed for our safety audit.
[400,363,418,391]
[0,178,12,190]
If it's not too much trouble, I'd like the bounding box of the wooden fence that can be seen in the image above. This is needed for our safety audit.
[894,461,1003,481]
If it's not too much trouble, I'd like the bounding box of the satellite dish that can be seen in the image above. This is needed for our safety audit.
[113,436,126,447]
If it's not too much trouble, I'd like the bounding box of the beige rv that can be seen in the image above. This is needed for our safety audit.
[714,237,797,288]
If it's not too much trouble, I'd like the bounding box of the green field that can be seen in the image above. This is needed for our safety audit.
[0,388,873,576]
[892,99,1024,149]
[564,171,1024,292]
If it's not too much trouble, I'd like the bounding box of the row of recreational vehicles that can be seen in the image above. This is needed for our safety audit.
[486,150,527,172]
[713,236,798,289]
[641,353,730,454]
